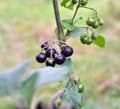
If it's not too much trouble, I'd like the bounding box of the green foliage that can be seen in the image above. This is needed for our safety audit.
[61,0,70,7]
[60,0,105,48]
[32,66,70,89]
[0,60,31,96]
[0,59,72,108]
[61,0,75,10]
[62,58,73,67]
[20,72,38,104]
[82,102,100,109]
[62,19,75,31]
[61,89,82,108]
[0,0,106,108]
[70,27,87,38]
[93,35,105,48]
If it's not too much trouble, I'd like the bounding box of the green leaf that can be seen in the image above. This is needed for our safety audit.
[20,72,38,104]
[54,28,58,36]
[62,58,73,78]
[0,60,31,96]
[62,58,73,68]
[70,27,87,38]
[82,102,101,109]
[61,89,82,109]
[66,3,74,10]
[62,19,75,31]
[30,66,70,90]
[61,0,75,10]
[61,0,70,7]
[63,79,76,90]
[93,35,105,48]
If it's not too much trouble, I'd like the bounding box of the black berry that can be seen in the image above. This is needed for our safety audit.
[46,60,55,67]
[51,103,57,109]
[61,46,73,57]
[54,54,66,65]
[41,42,48,50]
[36,53,46,63]
[71,105,76,109]
[36,102,42,109]
[46,48,57,58]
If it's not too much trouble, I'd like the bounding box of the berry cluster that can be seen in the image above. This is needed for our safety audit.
[86,17,103,29]
[36,41,73,67]
[80,32,98,45]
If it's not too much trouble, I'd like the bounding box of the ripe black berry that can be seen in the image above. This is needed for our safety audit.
[36,53,46,63]
[61,46,73,57]
[41,42,48,50]
[46,48,57,58]
[51,103,57,109]
[71,105,76,109]
[36,102,42,109]
[54,54,66,65]
[46,60,55,67]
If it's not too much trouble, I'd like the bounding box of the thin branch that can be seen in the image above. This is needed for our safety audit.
[80,6,98,18]
[53,0,64,40]
[51,89,65,102]
[72,3,80,21]
[65,1,80,37]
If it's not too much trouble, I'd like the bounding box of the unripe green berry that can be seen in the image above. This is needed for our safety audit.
[86,38,92,45]
[78,84,84,93]
[86,17,95,26]
[71,0,78,4]
[91,33,98,40]
[80,0,88,6]
[92,21,99,29]
[98,19,104,26]
[80,34,88,44]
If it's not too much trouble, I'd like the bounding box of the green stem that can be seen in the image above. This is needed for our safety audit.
[80,6,98,17]
[72,2,80,21]
[65,1,80,37]
[53,0,64,40]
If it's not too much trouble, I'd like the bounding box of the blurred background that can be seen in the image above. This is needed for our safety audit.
[0,0,120,109]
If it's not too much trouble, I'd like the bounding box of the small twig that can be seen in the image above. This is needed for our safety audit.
[82,26,94,33]
[72,2,80,21]
[65,77,74,88]
[51,88,66,102]
[80,6,98,18]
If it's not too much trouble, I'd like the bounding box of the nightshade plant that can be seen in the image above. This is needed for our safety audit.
[0,0,105,109]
